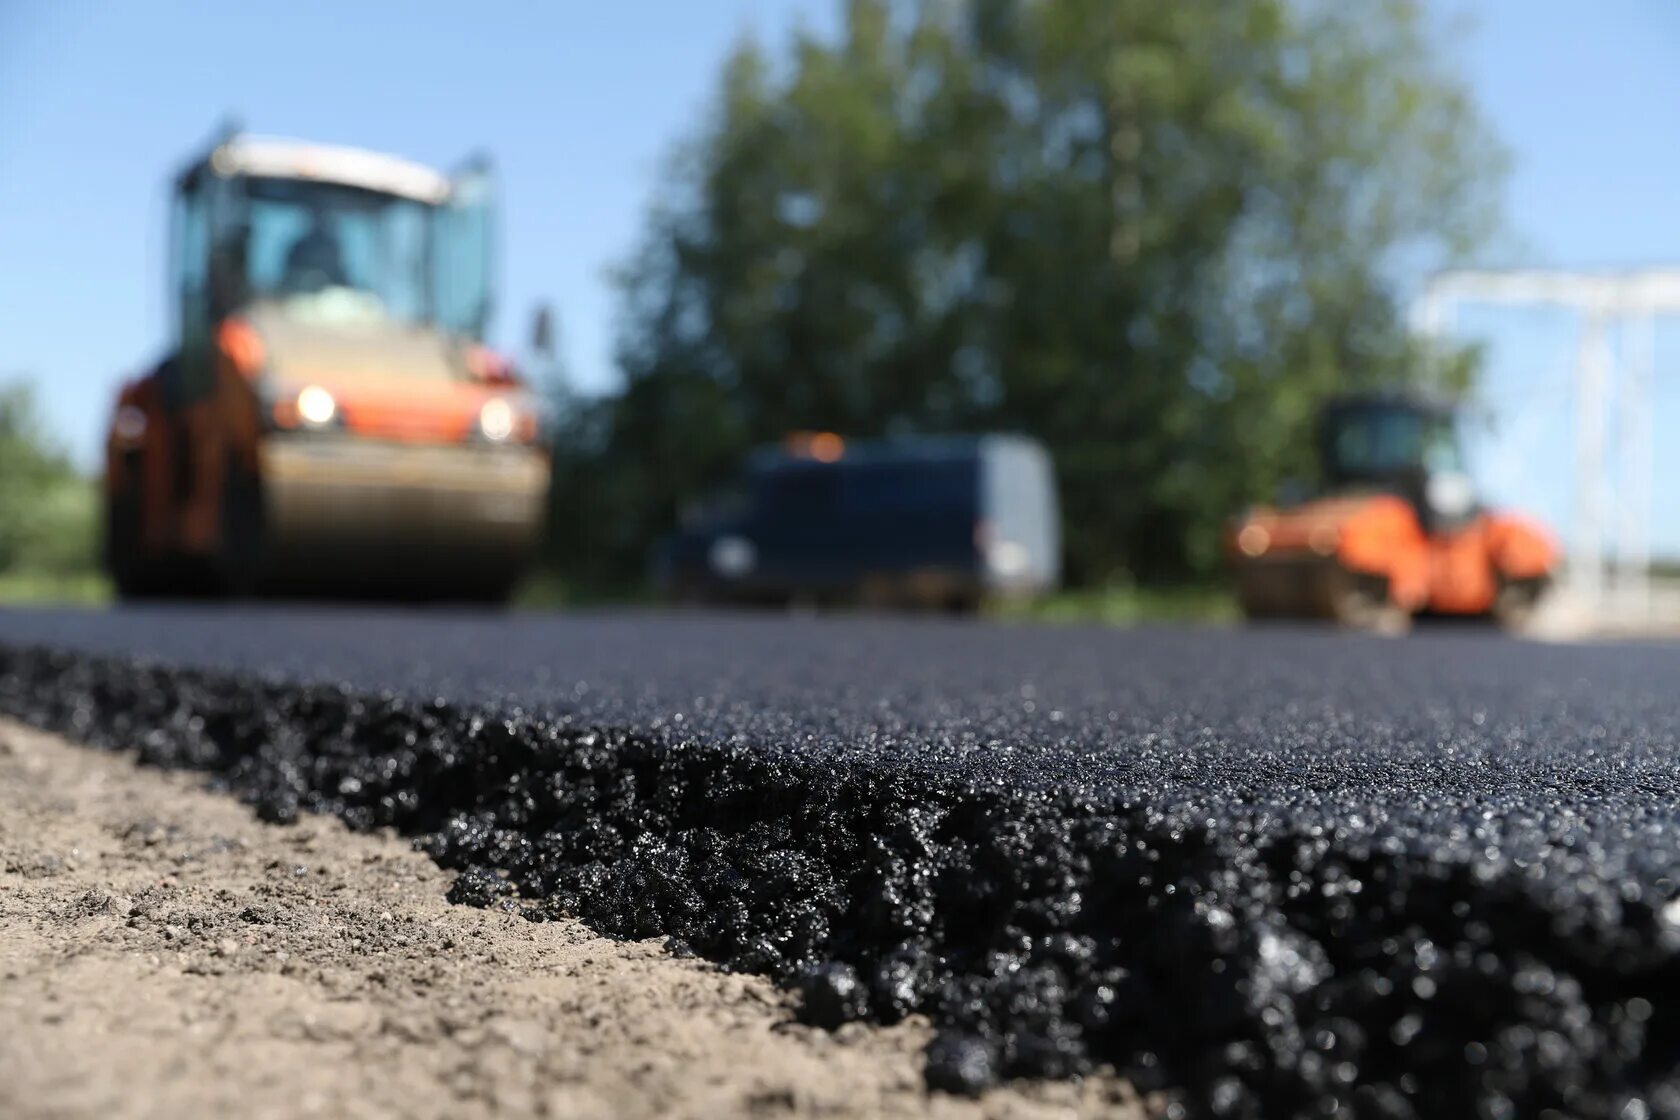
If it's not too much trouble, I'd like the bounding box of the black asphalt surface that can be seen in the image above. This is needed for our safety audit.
[5,607,1680,1118]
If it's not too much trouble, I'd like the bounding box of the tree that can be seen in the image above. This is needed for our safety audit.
[552,0,1501,587]
[0,382,99,576]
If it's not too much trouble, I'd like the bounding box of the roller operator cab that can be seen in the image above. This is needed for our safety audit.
[103,131,549,601]
[654,434,1060,611]
[1226,394,1557,632]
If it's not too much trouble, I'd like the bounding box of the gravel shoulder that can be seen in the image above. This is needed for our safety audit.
[0,718,1135,1120]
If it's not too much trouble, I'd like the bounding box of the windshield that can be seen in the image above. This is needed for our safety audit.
[754,458,977,517]
[240,177,434,323]
[1330,407,1464,479]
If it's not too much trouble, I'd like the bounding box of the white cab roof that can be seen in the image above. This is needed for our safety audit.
[207,136,450,204]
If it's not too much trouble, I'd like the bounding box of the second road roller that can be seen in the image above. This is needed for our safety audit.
[1227,393,1557,632]
[103,127,549,601]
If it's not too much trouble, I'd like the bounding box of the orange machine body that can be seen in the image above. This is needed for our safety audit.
[105,345,508,546]
[1228,492,1557,617]
[103,325,546,598]
[104,341,260,560]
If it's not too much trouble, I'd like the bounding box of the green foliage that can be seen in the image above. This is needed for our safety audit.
[0,382,101,578]
[550,0,1501,586]
[0,570,110,606]
[994,582,1239,627]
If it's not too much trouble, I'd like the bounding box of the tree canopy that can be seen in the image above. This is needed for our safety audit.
[550,0,1500,587]
[0,383,99,576]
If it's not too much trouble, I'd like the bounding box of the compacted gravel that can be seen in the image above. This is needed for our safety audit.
[0,717,1130,1120]
[4,606,1680,1117]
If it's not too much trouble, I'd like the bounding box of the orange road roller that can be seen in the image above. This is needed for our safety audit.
[103,128,549,601]
[1227,394,1557,632]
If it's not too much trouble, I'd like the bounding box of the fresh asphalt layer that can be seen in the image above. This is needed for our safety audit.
[3,607,1680,1117]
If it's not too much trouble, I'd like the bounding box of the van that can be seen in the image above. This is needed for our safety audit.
[653,434,1059,610]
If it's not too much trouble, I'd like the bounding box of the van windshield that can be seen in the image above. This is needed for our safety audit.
[756,459,977,517]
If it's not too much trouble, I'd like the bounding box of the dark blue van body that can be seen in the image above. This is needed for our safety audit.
[653,435,1059,609]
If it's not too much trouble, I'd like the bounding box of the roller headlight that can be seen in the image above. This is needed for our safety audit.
[1236,523,1270,557]
[479,398,516,442]
[296,385,338,428]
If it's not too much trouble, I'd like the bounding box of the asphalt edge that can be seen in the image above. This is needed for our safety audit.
[1,640,1674,1117]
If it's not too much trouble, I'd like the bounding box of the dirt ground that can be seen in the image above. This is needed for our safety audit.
[0,718,1138,1120]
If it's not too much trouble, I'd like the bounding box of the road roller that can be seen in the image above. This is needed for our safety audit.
[103,127,548,601]
[1226,393,1556,632]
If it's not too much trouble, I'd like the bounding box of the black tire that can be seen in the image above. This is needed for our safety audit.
[1235,584,1283,621]
[211,457,266,598]
[1323,568,1411,635]
[105,454,175,601]
[106,491,162,600]
[668,575,713,608]
[1493,575,1548,631]
[456,575,520,608]
[942,591,983,616]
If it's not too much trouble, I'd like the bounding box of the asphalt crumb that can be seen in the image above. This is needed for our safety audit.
[0,717,1131,1120]
[4,642,1680,1118]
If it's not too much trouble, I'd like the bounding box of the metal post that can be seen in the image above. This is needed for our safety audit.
[1621,313,1655,616]
[1574,312,1610,607]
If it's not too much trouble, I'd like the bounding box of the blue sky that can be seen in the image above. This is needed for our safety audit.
[2,1,1678,551]
[1428,0,1680,555]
